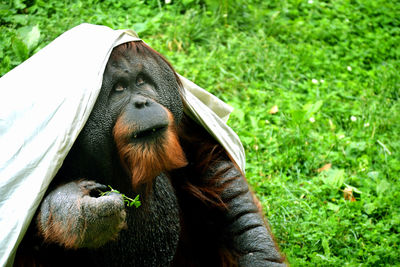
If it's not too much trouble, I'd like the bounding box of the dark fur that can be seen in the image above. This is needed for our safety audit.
[15,41,286,267]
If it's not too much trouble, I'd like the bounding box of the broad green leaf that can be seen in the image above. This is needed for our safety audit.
[132,22,147,34]
[364,202,377,215]
[233,108,245,122]
[17,25,41,52]
[320,169,345,188]
[327,202,340,212]
[347,141,367,153]
[13,0,25,9]
[303,100,323,118]
[376,179,390,196]
[367,171,380,180]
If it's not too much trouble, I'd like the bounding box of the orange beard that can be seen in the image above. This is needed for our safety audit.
[113,110,187,189]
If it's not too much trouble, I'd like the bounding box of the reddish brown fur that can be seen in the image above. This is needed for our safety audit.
[113,108,187,189]
[177,115,239,208]
[173,116,240,266]
[37,208,80,249]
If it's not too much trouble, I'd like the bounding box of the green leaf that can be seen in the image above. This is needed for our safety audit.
[17,25,41,52]
[12,14,28,26]
[376,179,390,196]
[364,202,377,215]
[233,107,245,122]
[320,169,345,188]
[249,115,258,129]
[303,100,323,118]
[13,0,26,9]
[132,195,141,208]
[367,171,380,180]
[100,186,140,208]
[322,237,331,256]
[12,37,29,62]
[327,202,340,212]
[347,141,367,153]
[132,23,147,34]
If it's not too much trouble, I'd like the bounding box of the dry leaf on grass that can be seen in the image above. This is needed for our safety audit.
[343,187,356,202]
[317,163,332,172]
[269,105,279,114]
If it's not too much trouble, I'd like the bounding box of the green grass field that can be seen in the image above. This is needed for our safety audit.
[1,0,399,265]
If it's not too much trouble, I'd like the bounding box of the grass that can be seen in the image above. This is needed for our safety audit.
[1,0,399,265]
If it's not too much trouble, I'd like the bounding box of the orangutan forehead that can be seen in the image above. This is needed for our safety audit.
[109,42,164,72]
[109,56,144,74]
[111,42,155,62]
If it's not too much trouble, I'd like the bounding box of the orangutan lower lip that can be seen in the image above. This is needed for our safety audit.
[131,124,168,140]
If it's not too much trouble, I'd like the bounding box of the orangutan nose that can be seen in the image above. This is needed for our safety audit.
[133,95,151,109]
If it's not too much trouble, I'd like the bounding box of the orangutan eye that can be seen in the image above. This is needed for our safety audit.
[115,84,126,92]
[136,77,145,86]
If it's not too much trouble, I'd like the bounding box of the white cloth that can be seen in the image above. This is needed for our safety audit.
[0,23,244,266]
[179,75,245,171]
